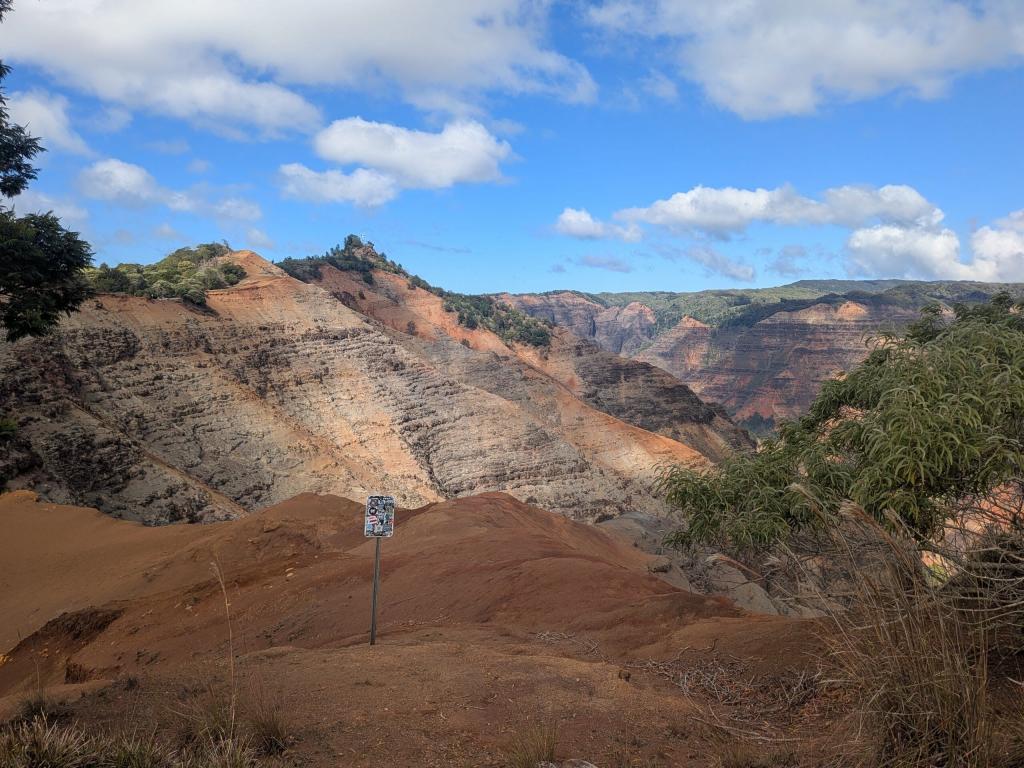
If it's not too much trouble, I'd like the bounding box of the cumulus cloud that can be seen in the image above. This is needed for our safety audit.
[555,184,1024,282]
[8,90,90,154]
[846,225,963,279]
[283,118,512,206]
[846,210,1024,282]
[555,208,640,241]
[278,163,398,207]
[587,1,1024,118]
[614,184,943,237]
[78,158,261,220]
[313,119,510,189]
[3,0,593,134]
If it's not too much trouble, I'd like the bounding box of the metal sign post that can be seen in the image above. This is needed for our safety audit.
[370,537,382,645]
[364,495,395,646]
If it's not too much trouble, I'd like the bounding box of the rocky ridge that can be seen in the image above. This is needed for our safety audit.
[1,251,749,524]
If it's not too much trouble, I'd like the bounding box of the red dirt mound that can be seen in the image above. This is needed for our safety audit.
[0,491,816,766]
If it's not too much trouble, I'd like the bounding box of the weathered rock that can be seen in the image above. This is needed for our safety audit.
[0,251,747,525]
[504,292,923,424]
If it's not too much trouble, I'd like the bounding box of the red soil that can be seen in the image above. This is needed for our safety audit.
[0,491,819,766]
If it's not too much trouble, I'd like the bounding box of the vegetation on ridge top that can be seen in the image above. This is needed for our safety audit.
[279,235,552,348]
[84,243,245,306]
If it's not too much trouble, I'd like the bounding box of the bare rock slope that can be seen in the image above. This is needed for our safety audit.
[1,251,748,524]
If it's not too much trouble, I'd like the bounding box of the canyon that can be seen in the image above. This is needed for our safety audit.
[0,249,750,525]
[503,281,1022,428]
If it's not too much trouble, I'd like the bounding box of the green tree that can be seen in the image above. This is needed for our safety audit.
[660,295,1024,551]
[0,0,93,341]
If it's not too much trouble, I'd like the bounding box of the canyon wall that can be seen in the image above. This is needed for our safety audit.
[0,251,749,524]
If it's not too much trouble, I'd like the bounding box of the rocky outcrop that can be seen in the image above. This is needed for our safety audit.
[635,302,919,421]
[1,251,747,525]
[498,292,656,356]
[505,292,923,424]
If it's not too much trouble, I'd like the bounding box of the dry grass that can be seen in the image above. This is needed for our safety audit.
[0,716,257,768]
[710,738,798,768]
[816,503,1024,768]
[504,723,557,768]
[10,690,72,725]
[242,681,291,757]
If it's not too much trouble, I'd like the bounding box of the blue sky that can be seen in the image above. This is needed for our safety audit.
[3,1,1024,294]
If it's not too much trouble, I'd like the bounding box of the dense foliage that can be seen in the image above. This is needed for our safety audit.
[660,295,1024,550]
[0,0,93,341]
[84,244,243,305]
[441,293,552,347]
[278,234,405,285]
[279,235,552,348]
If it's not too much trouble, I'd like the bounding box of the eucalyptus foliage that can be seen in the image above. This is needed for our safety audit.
[660,295,1024,551]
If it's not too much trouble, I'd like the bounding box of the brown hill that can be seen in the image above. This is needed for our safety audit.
[0,251,748,524]
[0,491,816,767]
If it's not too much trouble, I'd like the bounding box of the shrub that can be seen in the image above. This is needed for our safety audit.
[660,296,1024,551]
[504,723,557,768]
[11,691,72,724]
[0,717,92,767]
[83,244,243,306]
[817,507,1014,768]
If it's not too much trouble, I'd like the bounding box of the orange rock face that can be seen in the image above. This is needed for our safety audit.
[0,251,749,525]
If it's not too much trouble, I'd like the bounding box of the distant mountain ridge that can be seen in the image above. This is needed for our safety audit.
[502,279,1024,431]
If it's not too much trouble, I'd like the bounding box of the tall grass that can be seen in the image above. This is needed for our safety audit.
[818,503,1023,768]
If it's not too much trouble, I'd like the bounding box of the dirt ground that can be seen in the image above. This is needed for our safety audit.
[0,490,830,766]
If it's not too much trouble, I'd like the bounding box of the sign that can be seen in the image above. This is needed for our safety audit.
[364,495,395,538]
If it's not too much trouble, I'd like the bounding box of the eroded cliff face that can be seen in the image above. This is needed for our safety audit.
[497,292,657,356]
[504,293,921,424]
[634,302,918,421]
[1,252,748,524]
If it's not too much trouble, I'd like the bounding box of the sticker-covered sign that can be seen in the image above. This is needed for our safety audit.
[364,495,395,538]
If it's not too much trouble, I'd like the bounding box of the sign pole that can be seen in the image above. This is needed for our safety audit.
[370,536,382,645]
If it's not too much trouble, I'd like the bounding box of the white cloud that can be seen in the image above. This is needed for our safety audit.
[88,106,132,133]
[313,118,510,189]
[5,189,89,224]
[617,185,826,236]
[587,1,1024,118]
[968,222,1024,282]
[211,197,262,222]
[278,163,398,207]
[847,225,963,279]
[607,183,943,238]
[554,183,1024,282]
[3,0,594,134]
[78,158,261,220]
[187,159,211,174]
[640,70,679,102]
[283,118,513,206]
[8,90,91,155]
[555,208,640,241]
[79,159,164,207]
[847,212,1024,282]
[246,228,275,250]
[823,185,943,227]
